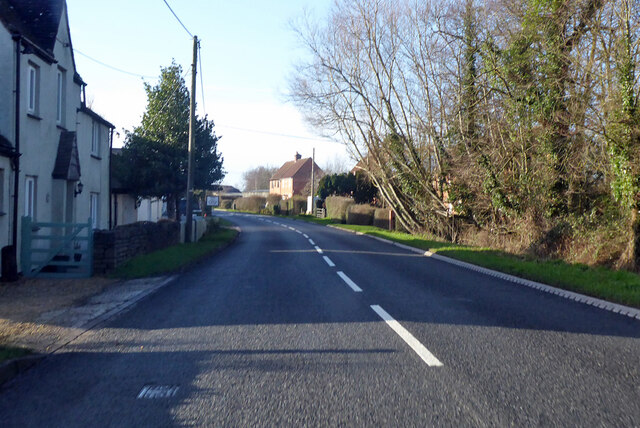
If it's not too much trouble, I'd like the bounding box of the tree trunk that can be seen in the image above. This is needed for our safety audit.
[619,208,640,272]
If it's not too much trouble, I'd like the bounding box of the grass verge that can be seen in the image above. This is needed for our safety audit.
[0,346,31,364]
[110,224,238,279]
[324,223,640,309]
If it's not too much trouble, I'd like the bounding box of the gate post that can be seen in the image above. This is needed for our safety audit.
[87,218,94,277]
[21,216,32,276]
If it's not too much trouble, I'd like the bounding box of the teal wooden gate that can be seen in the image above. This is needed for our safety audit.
[21,217,93,278]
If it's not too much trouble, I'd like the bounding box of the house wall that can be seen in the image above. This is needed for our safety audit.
[112,194,137,227]
[76,110,110,230]
[0,29,14,257]
[137,197,164,223]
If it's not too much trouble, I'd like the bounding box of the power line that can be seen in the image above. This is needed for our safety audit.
[218,125,342,144]
[162,0,193,38]
[73,49,157,79]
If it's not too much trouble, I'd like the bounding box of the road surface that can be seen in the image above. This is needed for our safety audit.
[1,212,638,426]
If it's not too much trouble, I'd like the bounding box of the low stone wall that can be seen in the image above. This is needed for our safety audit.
[93,221,180,274]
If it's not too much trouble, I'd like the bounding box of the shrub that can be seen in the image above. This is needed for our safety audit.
[326,196,354,222]
[266,194,281,207]
[373,208,391,229]
[346,204,375,225]
[234,196,266,212]
[220,198,234,209]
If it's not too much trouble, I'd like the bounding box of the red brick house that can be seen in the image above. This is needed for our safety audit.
[270,152,323,199]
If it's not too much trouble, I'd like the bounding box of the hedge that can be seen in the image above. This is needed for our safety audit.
[234,196,266,212]
[326,196,354,222]
[346,204,376,225]
[373,208,391,229]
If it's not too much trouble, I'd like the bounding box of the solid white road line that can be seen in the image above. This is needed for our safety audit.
[315,246,324,254]
[309,239,316,245]
[323,256,335,267]
[370,305,443,367]
[337,271,362,292]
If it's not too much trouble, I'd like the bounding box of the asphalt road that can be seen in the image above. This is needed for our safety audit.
[1,212,639,427]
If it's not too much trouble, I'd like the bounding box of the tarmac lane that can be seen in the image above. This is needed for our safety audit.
[0,212,638,427]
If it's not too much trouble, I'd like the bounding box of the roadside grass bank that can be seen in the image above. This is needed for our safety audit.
[306,219,640,309]
[109,220,238,279]
[0,346,31,365]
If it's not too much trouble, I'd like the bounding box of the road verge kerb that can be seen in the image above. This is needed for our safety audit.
[327,225,640,320]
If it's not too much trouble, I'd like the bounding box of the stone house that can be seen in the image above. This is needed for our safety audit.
[0,0,113,276]
[269,152,323,200]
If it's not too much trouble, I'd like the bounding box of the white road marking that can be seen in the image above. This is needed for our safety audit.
[296,230,302,234]
[288,226,296,231]
[337,271,362,292]
[137,385,180,399]
[309,239,316,245]
[315,246,323,254]
[323,256,335,267]
[370,305,443,367]
[303,234,309,239]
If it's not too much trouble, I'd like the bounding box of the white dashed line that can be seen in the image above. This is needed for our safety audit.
[337,271,362,292]
[309,239,316,246]
[303,234,309,239]
[296,230,302,234]
[323,256,335,267]
[315,246,323,254]
[370,305,443,367]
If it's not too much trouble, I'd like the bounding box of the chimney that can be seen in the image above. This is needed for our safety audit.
[295,152,302,161]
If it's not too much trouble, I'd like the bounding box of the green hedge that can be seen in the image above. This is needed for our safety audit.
[326,196,354,222]
[234,196,266,212]
[373,208,391,229]
[346,204,376,225]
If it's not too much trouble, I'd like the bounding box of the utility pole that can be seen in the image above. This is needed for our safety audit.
[185,35,198,243]
[310,148,315,215]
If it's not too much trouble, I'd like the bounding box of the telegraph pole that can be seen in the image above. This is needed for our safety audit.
[185,35,198,243]
[310,148,315,214]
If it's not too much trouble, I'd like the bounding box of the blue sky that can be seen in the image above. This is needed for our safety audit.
[66,0,349,189]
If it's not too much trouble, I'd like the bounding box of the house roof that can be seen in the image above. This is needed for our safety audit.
[212,185,241,194]
[271,157,323,181]
[79,105,115,129]
[0,133,16,158]
[0,0,64,60]
[52,131,81,180]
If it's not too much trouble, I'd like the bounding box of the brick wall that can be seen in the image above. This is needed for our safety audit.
[93,221,180,274]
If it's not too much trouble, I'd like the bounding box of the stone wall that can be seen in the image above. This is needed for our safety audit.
[93,221,180,274]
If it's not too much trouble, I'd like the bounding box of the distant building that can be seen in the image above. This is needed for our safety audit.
[270,152,323,199]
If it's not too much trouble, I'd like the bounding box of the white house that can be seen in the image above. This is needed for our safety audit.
[0,0,113,277]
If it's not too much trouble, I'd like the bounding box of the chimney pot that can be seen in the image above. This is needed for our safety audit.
[295,152,302,161]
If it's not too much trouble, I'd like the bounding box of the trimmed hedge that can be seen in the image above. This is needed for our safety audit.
[234,196,266,212]
[373,208,391,229]
[326,196,354,222]
[282,196,307,215]
[346,204,376,225]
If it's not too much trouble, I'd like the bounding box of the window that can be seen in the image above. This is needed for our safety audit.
[56,69,66,125]
[27,64,39,115]
[90,193,99,229]
[91,122,101,156]
[25,176,36,219]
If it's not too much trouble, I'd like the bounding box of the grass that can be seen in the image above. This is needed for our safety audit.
[110,223,238,279]
[0,346,31,364]
[297,222,640,309]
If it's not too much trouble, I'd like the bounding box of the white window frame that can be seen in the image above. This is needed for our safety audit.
[56,68,66,125]
[27,64,38,115]
[25,176,36,219]
[91,121,101,156]
[90,192,99,229]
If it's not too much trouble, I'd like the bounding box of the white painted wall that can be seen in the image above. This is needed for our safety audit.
[137,197,164,223]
